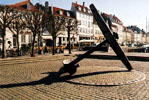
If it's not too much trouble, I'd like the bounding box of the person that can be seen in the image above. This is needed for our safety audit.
[44,46,48,54]
[113,32,119,40]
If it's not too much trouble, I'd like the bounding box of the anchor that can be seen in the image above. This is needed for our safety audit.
[59,4,133,76]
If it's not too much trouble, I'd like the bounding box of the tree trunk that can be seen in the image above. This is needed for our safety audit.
[2,29,6,58]
[52,35,56,55]
[37,32,41,55]
[31,34,36,57]
[16,32,20,56]
[68,28,71,54]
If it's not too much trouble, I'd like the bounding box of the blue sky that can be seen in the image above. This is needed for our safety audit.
[1,0,149,31]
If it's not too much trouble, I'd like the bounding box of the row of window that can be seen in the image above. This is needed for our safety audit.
[78,6,92,14]
[95,30,102,35]
[79,28,93,34]
[79,37,92,40]
[21,35,32,44]
[80,20,93,27]
[78,12,93,20]
[62,37,76,42]
[12,35,32,47]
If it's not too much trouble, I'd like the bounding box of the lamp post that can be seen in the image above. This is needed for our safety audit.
[0,29,2,51]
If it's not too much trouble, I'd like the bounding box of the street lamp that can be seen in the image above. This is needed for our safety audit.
[0,29,2,49]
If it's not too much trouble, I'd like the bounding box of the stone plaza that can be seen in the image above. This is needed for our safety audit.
[0,51,149,100]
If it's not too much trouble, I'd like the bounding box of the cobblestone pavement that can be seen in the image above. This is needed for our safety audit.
[0,52,149,100]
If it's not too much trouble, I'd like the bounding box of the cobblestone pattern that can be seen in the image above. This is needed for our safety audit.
[0,53,149,100]
[65,66,146,86]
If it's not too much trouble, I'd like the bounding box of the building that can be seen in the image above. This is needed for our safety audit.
[71,2,94,47]
[109,14,124,44]
[146,32,149,44]
[93,19,103,43]
[52,6,77,47]
[0,0,36,51]
[126,27,133,45]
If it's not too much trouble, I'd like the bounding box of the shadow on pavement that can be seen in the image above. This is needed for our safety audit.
[0,69,129,88]
[76,54,149,62]
[0,72,60,88]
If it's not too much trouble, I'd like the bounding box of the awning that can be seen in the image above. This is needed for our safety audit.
[79,40,95,43]
[42,35,52,40]
[79,34,93,37]
[99,35,104,38]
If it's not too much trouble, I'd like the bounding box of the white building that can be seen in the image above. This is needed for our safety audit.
[71,2,94,46]
[51,6,78,47]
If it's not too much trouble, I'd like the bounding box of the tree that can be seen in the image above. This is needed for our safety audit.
[65,18,78,54]
[0,5,18,58]
[44,14,66,55]
[21,11,44,57]
[9,13,25,56]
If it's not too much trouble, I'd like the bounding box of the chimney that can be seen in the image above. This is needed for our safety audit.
[76,1,77,4]
[45,1,49,12]
[35,3,40,9]
[45,1,49,7]
[83,2,85,6]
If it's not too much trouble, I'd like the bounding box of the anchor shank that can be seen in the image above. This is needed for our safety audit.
[69,40,108,66]
[90,4,133,71]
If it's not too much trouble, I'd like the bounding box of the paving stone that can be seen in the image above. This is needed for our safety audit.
[0,52,149,99]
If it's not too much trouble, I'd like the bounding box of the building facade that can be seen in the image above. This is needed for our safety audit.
[71,2,94,46]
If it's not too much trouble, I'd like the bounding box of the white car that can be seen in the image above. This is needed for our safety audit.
[143,44,149,48]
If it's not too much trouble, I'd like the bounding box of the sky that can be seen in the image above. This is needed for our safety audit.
[0,0,149,32]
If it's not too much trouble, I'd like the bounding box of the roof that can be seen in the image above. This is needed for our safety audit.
[103,13,110,18]
[103,13,123,25]
[8,0,39,12]
[72,2,92,15]
[112,24,118,28]
[53,6,75,19]
[113,15,123,25]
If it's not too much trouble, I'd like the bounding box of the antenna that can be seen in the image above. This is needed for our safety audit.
[148,20,149,33]
[146,17,147,33]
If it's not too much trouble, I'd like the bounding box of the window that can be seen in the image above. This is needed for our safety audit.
[88,9,91,14]
[88,29,90,34]
[90,22,92,27]
[28,35,32,43]
[90,16,93,20]
[27,3,31,10]
[0,30,2,37]
[79,13,81,17]
[78,6,81,11]
[88,22,90,27]
[83,8,86,12]
[13,35,17,47]
[86,28,87,33]
[80,13,82,18]
[67,12,70,16]
[79,37,83,40]
[21,35,26,44]
[59,10,63,15]
[80,28,82,33]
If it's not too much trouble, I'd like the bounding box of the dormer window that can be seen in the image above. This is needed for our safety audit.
[78,6,81,11]
[67,12,70,16]
[27,3,31,10]
[88,9,91,14]
[59,10,63,15]
[83,8,86,12]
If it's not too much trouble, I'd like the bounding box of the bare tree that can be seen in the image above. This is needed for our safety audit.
[0,5,18,58]
[65,18,78,54]
[21,11,44,57]
[44,14,66,55]
[9,14,25,56]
